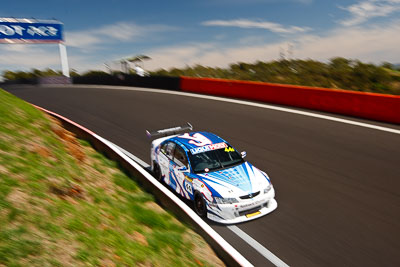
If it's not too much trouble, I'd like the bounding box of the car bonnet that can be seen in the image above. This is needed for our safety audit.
[193,162,271,198]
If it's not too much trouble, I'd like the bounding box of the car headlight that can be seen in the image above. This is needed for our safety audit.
[264,184,272,194]
[214,197,238,204]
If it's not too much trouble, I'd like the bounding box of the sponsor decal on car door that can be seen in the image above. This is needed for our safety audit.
[170,161,188,198]
[158,152,170,184]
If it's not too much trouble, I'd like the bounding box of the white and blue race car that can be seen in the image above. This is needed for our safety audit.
[148,123,277,224]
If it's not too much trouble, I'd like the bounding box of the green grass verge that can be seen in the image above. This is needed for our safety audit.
[0,88,223,267]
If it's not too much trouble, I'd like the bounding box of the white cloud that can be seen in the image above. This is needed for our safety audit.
[144,42,279,70]
[340,0,400,26]
[65,22,175,49]
[66,32,101,48]
[294,22,400,62]
[0,45,61,68]
[145,20,400,71]
[65,22,143,49]
[202,19,311,34]
[95,23,143,41]
[0,43,103,72]
[1,44,33,53]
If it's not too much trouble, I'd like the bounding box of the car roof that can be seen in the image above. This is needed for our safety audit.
[169,131,227,151]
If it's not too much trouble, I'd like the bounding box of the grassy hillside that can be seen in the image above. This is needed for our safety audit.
[0,88,223,267]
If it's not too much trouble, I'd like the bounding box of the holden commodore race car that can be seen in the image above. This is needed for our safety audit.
[147,123,277,224]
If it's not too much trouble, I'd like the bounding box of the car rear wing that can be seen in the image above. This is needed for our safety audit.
[146,122,193,138]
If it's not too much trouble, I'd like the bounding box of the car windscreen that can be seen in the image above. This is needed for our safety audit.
[188,144,244,173]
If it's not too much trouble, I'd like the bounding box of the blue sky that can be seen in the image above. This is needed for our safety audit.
[1,0,399,73]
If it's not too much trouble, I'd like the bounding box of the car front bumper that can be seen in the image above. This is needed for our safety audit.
[206,187,277,224]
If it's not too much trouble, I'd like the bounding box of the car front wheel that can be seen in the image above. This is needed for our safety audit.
[194,192,207,218]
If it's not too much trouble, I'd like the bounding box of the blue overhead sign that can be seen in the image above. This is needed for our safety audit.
[0,18,63,43]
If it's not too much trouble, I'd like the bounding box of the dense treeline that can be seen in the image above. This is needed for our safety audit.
[2,58,400,95]
[151,58,400,95]
[2,68,79,81]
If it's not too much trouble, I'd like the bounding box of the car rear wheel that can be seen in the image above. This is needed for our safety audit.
[153,163,162,181]
[194,192,207,218]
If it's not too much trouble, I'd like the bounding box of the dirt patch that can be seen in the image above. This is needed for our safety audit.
[49,182,85,199]
[136,260,153,267]
[34,237,79,267]
[130,231,148,246]
[6,188,30,209]
[184,232,225,267]
[51,239,79,267]
[0,132,14,144]
[78,146,119,197]
[28,143,52,158]
[100,258,116,267]
[48,116,86,162]
[144,201,166,214]
[0,164,8,174]
[78,165,116,200]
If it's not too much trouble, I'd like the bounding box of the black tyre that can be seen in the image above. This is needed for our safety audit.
[153,163,162,181]
[194,192,207,218]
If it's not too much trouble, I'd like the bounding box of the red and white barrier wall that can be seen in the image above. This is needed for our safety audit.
[180,77,400,124]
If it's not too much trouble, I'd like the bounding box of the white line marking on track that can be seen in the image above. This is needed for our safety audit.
[228,225,289,267]
[71,85,400,135]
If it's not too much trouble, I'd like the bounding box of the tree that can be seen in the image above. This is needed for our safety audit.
[381,62,394,70]
[126,55,151,64]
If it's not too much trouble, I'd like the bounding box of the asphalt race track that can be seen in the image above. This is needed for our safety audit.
[6,85,400,266]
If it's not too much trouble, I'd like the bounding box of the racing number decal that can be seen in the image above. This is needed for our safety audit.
[178,133,212,147]
[184,181,193,195]
[225,147,235,152]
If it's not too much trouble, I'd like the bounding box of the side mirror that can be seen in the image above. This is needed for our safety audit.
[177,166,188,172]
[241,151,247,158]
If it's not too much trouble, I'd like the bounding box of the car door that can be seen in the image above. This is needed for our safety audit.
[158,141,175,186]
[171,145,192,200]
